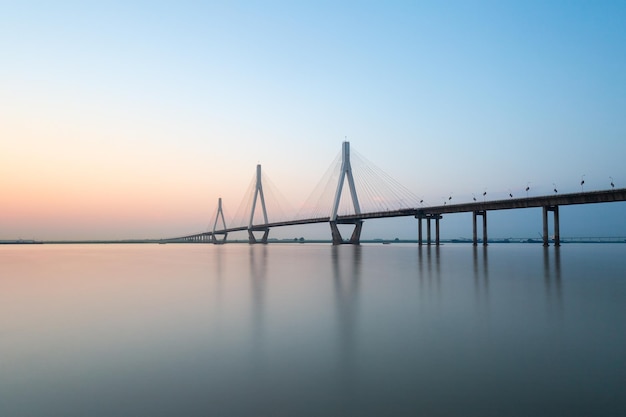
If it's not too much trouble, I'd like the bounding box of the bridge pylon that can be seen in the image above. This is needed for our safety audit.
[212,197,228,244]
[330,141,363,245]
[248,164,270,244]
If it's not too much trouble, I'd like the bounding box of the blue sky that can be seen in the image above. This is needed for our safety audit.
[1,1,625,240]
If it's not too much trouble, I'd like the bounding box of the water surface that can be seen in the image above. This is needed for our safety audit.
[1,243,624,416]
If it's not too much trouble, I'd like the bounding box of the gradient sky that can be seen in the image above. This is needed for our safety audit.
[2,1,625,240]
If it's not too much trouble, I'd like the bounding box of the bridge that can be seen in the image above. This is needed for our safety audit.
[166,142,626,247]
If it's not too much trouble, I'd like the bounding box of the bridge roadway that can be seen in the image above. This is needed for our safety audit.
[169,188,626,246]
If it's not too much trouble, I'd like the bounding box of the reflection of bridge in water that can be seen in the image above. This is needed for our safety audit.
[166,142,626,247]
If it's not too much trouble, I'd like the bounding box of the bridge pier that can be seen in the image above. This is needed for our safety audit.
[212,232,228,244]
[415,213,442,246]
[330,220,363,245]
[542,205,560,247]
[212,197,228,244]
[248,228,270,244]
[473,210,488,246]
[417,215,422,245]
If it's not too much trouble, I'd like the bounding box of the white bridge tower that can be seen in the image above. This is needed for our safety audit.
[330,141,363,244]
[211,197,228,244]
[248,164,270,244]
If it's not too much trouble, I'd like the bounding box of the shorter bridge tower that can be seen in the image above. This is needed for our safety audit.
[330,141,363,245]
[212,197,228,244]
[248,164,270,244]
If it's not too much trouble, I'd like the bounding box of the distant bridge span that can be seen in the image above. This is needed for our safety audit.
[167,153,626,248]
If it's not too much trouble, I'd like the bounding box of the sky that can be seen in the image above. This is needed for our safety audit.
[1,1,625,241]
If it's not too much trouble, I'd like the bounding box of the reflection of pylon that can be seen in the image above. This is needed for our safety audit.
[248,164,270,244]
[330,142,363,245]
[212,197,228,244]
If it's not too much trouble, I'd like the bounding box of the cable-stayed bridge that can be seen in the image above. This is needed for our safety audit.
[166,142,626,246]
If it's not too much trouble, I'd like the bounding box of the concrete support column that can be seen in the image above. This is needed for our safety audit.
[329,221,362,245]
[212,233,228,244]
[542,206,549,247]
[553,206,560,247]
[248,228,270,244]
[426,218,432,246]
[330,222,342,245]
[543,205,560,247]
[482,211,488,246]
[417,217,423,246]
[473,211,487,246]
[472,211,478,246]
[349,221,363,244]
[435,217,440,246]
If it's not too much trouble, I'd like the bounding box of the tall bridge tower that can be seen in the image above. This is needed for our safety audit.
[211,197,228,244]
[248,164,270,244]
[330,141,363,245]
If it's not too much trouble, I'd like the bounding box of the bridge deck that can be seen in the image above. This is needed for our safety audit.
[349,188,626,220]
[170,188,626,241]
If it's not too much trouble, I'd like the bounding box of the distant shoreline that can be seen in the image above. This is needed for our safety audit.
[2,238,626,245]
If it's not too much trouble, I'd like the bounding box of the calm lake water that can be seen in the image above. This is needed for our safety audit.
[1,243,624,417]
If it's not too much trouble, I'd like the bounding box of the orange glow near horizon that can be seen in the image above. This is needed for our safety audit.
[1,148,251,240]
[1,110,264,239]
